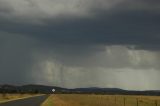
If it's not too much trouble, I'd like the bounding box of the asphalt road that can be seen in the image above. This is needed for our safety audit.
[0,95,49,106]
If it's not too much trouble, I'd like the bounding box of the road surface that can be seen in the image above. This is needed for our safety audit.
[0,95,49,106]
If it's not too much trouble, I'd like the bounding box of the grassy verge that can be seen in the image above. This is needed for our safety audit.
[41,95,54,106]
[0,94,42,103]
[42,94,160,106]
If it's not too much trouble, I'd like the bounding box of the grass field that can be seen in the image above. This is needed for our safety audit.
[42,94,160,106]
[0,94,40,103]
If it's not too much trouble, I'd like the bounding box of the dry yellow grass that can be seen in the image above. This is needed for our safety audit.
[0,94,40,103]
[42,94,160,106]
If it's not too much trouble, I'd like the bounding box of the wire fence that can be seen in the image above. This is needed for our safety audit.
[106,96,159,106]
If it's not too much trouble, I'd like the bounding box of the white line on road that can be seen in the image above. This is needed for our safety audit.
[0,94,46,104]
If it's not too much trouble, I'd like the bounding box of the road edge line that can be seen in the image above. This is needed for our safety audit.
[0,94,46,104]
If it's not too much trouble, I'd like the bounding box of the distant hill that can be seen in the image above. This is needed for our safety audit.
[1,84,160,95]
[0,84,66,94]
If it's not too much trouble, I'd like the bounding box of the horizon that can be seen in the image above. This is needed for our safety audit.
[1,84,160,91]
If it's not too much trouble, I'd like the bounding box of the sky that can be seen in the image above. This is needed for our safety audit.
[0,0,160,90]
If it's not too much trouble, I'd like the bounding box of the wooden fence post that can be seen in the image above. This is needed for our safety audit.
[155,100,158,106]
[124,97,126,106]
[115,96,116,105]
[136,98,138,106]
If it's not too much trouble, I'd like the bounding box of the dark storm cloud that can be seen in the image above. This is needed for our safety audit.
[0,34,37,84]
[135,0,160,5]
[0,0,160,49]
[0,0,160,89]
[1,11,160,48]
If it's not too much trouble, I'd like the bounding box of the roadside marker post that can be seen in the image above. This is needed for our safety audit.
[52,89,55,93]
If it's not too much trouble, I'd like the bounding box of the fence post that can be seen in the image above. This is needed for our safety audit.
[155,100,158,106]
[115,96,116,105]
[136,98,138,106]
[124,97,126,106]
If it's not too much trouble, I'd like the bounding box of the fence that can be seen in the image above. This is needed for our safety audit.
[107,96,159,106]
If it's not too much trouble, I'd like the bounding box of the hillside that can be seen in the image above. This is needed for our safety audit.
[1,84,160,95]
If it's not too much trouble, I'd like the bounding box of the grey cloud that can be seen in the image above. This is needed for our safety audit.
[0,0,160,23]
[0,0,160,90]
[1,32,160,90]
[0,34,37,84]
[1,8,160,48]
[0,0,123,21]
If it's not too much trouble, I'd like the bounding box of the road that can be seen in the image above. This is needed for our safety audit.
[0,95,49,106]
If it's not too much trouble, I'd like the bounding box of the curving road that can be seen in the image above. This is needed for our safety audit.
[0,95,49,106]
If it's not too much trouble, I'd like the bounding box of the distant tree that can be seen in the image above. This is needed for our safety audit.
[34,89,39,94]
